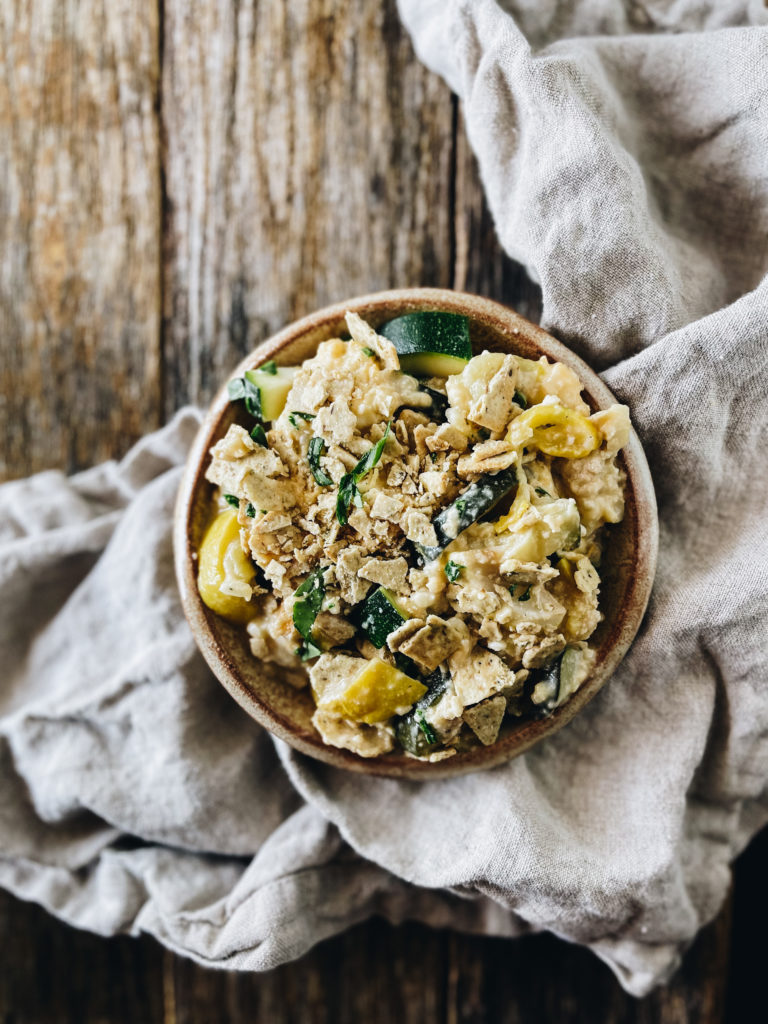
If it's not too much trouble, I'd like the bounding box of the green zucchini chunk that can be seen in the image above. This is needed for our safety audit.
[420,384,449,420]
[529,646,582,716]
[244,366,297,422]
[380,312,472,377]
[359,587,408,649]
[394,668,450,757]
[396,384,449,422]
[415,467,518,562]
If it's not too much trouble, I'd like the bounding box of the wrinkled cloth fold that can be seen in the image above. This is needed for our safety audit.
[2,0,768,997]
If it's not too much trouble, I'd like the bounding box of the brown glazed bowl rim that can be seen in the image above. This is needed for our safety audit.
[174,288,658,779]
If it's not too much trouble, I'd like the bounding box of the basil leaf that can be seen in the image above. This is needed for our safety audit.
[223,494,240,509]
[335,421,392,525]
[246,503,256,518]
[297,638,323,662]
[260,360,278,375]
[416,710,436,744]
[292,567,327,658]
[307,436,333,487]
[289,411,315,428]
[518,584,532,602]
[336,472,358,525]
[444,561,462,582]
[362,346,375,357]
[351,420,391,479]
[228,375,262,420]
[250,423,268,447]
[514,390,528,409]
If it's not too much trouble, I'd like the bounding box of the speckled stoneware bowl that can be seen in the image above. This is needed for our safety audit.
[174,288,658,779]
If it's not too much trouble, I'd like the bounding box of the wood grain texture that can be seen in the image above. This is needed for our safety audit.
[161,0,455,414]
[0,0,162,481]
[0,881,737,1024]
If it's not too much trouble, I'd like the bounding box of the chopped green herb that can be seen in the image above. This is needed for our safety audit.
[429,451,438,463]
[223,494,240,509]
[296,638,323,662]
[227,375,262,420]
[362,346,375,357]
[336,421,392,525]
[260,359,278,375]
[444,560,462,582]
[456,499,467,514]
[292,566,327,660]
[534,487,550,497]
[514,390,528,409]
[307,436,334,487]
[353,421,392,478]
[250,423,268,447]
[246,503,256,518]
[289,410,315,428]
[518,584,532,602]
[416,710,436,745]
[336,473,358,526]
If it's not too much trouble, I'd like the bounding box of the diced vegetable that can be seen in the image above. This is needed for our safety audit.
[359,586,409,648]
[244,365,297,421]
[496,497,581,563]
[530,646,585,713]
[197,509,256,623]
[506,402,600,459]
[420,384,449,420]
[395,384,448,422]
[323,659,427,725]
[395,668,450,756]
[401,352,469,377]
[379,311,472,377]
[393,652,423,679]
[227,375,262,419]
[415,467,518,561]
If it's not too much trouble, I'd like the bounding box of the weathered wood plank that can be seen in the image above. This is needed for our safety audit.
[0,889,164,1024]
[0,0,162,481]
[0,883,734,1024]
[160,0,455,413]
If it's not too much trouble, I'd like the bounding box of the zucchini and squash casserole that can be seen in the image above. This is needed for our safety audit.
[197,310,630,760]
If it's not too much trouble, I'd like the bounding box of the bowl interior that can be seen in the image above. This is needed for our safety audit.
[175,288,657,779]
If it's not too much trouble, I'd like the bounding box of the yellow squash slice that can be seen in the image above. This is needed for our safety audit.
[197,509,256,623]
[507,403,600,459]
[327,659,427,725]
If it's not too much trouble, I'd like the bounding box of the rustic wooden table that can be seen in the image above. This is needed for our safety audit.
[1,1,763,1020]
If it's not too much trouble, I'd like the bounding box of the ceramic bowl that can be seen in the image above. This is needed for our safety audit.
[174,288,658,779]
